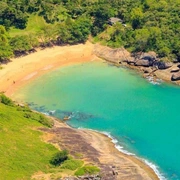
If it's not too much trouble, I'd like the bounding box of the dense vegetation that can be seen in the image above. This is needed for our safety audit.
[0,0,179,62]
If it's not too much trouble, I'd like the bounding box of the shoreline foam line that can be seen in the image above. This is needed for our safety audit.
[78,127,166,180]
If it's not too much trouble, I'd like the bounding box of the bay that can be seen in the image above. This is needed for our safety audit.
[14,61,180,180]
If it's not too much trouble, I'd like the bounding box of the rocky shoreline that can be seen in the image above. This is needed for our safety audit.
[94,44,180,85]
[36,119,159,180]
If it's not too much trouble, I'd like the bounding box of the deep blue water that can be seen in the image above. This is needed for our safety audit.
[14,61,180,180]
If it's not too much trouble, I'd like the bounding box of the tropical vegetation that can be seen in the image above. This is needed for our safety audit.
[0,0,179,62]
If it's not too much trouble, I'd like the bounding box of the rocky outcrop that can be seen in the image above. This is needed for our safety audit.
[135,59,151,67]
[155,61,173,70]
[171,71,180,81]
[94,44,180,83]
[140,52,157,61]
[94,45,131,63]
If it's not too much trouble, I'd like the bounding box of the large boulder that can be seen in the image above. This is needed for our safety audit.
[153,61,173,69]
[157,61,173,69]
[140,52,157,61]
[94,45,131,63]
[171,72,180,81]
[135,59,150,67]
[122,58,135,64]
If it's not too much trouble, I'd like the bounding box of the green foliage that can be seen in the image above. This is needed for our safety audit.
[24,112,53,127]
[60,159,83,170]
[75,165,100,176]
[0,1,28,30]
[10,35,32,52]
[0,94,14,106]
[0,25,13,62]
[0,0,179,61]
[94,0,180,61]
[58,16,92,44]
[0,94,53,127]
[50,150,69,166]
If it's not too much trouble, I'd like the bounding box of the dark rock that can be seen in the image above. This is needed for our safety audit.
[135,59,150,67]
[126,59,135,64]
[157,61,172,69]
[172,59,179,63]
[171,68,179,73]
[140,52,157,61]
[171,72,180,81]
[144,69,150,73]
[112,170,116,175]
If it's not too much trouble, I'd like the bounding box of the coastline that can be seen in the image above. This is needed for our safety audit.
[0,42,159,179]
[41,118,159,180]
[94,44,180,86]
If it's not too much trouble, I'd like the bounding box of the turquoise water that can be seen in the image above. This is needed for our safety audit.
[14,61,180,180]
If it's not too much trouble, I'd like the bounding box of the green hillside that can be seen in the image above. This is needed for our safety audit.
[0,96,58,179]
[0,95,100,180]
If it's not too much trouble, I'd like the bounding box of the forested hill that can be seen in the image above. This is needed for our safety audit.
[0,0,179,62]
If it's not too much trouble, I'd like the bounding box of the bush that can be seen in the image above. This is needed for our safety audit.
[17,105,32,112]
[50,150,68,166]
[75,165,100,176]
[0,94,14,106]
[23,112,53,127]
[38,114,53,127]
[61,159,83,170]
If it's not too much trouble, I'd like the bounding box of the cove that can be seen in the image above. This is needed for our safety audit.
[13,61,180,180]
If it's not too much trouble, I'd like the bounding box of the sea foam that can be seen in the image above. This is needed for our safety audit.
[146,76,162,85]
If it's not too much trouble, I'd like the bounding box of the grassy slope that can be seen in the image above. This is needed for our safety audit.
[0,103,58,180]
[9,14,48,37]
[0,101,100,180]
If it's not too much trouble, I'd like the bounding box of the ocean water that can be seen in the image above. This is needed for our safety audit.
[14,61,180,180]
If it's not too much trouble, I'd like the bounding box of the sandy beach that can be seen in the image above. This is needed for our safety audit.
[0,42,159,179]
[0,41,96,96]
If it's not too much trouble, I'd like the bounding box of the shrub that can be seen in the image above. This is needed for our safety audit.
[24,112,53,127]
[0,94,14,106]
[75,165,100,176]
[17,105,32,112]
[61,159,83,170]
[38,114,53,127]
[50,150,68,166]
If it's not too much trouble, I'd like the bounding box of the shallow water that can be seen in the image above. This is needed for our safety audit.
[14,61,180,180]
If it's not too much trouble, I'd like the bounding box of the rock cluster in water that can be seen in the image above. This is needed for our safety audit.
[94,45,180,83]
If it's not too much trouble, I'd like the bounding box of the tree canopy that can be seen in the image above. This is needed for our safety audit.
[0,0,179,62]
